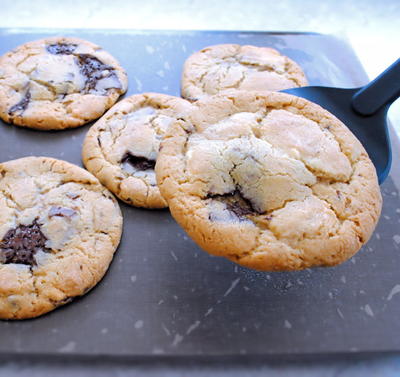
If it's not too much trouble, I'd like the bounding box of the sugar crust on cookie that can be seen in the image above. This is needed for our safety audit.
[181,44,307,101]
[0,157,123,319]
[82,93,193,208]
[156,91,382,271]
[0,37,128,130]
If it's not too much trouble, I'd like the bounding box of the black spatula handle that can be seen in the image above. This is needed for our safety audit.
[352,58,400,116]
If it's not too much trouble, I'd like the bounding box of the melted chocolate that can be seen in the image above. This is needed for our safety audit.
[46,43,121,94]
[121,153,156,171]
[46,43,77,55]
[76,54,121,92]
[0,220,50,266]
[208,190,255,219]
[8,91,31,115]
[226,198,254,217]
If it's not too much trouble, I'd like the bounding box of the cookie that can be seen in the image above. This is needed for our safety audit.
[0,157,123,319]
[181,44,307,101]
[0,37,128,130]
[82,93,193,208]
[156,91,382,271]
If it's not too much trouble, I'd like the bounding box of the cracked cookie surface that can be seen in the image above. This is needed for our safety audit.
[0,157,123,319]
[82,93,193,208]
[156,90,382,271]
[181,44,307,101]
[0,37,128,130]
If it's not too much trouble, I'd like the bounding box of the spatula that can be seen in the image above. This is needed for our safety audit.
[282,58,400,184]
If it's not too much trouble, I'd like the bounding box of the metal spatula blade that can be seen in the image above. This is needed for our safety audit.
[282,58,400,184]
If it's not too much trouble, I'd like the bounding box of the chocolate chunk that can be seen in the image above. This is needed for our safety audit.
[48,206,76,218]
[225,196,254,217]
[8,91,31,115]
[46,44,121,94]
[46,43,77,55]
[208,190,255,219]
[76,54,121,93]
[121,152,156,171]
[0,220,50,266]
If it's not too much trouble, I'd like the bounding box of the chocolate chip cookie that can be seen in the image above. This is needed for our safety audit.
[82,93,193,208]
[0,37,128,130]
[0,157,123,319]
[156,91,382,271]
[181,44,307,101]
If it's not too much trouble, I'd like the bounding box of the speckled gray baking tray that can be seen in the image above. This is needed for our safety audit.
[0,29,399,357]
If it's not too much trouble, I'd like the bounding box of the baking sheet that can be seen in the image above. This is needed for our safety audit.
[0,29,399,357]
